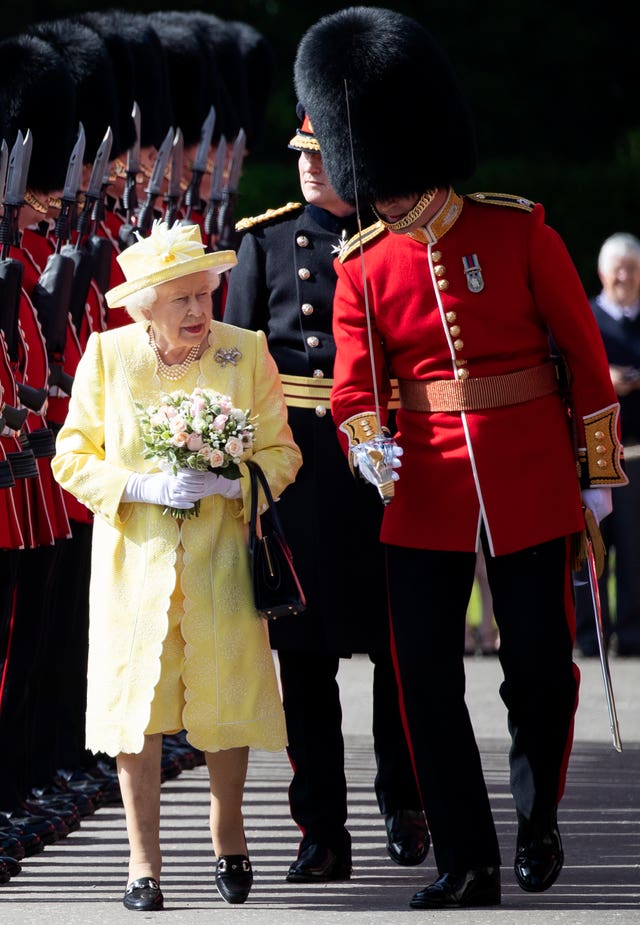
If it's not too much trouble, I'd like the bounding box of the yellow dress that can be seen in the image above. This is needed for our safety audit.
[52,320,302,757]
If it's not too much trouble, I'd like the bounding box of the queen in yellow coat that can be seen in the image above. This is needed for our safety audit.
[52,222,302,910]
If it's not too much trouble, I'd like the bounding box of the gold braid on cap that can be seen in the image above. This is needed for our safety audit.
[373,188,437,231]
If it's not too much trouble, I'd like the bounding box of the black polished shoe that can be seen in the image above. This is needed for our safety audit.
[123,877,164,911]
[286,843,352,883]
[409,867,501,909]
[514,821,564,892]
[0,854,21,878]
[215,855,253,904]
[385,809,430,866]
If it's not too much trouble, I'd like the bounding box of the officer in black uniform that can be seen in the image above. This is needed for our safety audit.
[224,108,429,882]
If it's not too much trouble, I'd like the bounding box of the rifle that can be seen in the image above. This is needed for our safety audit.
[182,105,215,225]
[0,130,48,413]
[118,101,141,251]
[30,125,85,396]
[135,126,174,237]
[203,135,227,251]
[163,128,183,228]
[216,128,246,251]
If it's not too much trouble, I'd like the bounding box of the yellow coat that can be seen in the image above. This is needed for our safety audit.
[52,320,302,757]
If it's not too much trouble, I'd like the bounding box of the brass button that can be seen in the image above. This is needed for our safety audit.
[434,264,447,278]
[312,368,324,378]
[597,459,608,468]
[596,444,607,454]
[306,336,319,348]
[301,303,314,315]
[449,324,461,336]
[446,311,457,323]
[296,234,310,247]
[453,339,464,351]
[457,367,469,380]
[432,250,442,262]
[315,405,327,417]
[595,430,605,439]
[455,358,467,367]
[437,279,449,291]
[298,267,311,280]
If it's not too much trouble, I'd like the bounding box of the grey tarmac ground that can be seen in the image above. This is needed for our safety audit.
[1,652,638,925]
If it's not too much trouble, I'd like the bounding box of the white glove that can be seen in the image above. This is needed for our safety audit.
[122,470,204,510]
[193,470,243,499]
[581,487,613,525]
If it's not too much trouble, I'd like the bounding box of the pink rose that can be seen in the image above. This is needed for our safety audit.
[171,432,189,447]
[170,415,187,433]
[209,449,225,468]
[225,437,243,458]
[187,433,204,451]
[213,414,228,431]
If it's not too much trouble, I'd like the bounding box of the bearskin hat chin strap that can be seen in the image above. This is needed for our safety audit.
[372,189,438,231]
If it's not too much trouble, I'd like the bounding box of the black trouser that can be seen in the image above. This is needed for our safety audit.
[386,536,578,875]
[277,647,421,857]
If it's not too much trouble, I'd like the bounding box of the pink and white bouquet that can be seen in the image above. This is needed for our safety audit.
[138,387,257,518]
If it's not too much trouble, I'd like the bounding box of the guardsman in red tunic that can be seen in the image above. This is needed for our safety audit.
[295,7,627,910]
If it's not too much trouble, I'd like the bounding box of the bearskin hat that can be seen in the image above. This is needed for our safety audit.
[77,11,137,158]
[226,20,275,149]
[147,11,213,148]
[183,12,250,145]
[0,33,77,192]
[294,6,477,205]
[27,19,118,164]
[102,10,173,150]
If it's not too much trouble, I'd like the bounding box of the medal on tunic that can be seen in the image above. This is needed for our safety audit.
[331,229,350,259]
[462,253,485,293]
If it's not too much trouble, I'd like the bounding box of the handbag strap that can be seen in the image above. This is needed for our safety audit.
[246,459,289,547]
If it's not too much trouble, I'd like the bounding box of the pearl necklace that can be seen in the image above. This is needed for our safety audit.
[149,327,200,381]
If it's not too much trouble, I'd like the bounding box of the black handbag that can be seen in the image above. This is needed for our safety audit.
[246,460,306,620]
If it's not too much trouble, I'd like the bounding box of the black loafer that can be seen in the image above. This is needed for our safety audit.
[514,823,564,892]
[286,843,352,882]
[123,877,164,911]
[215,855,253,904]
[0,854,21,878]
[385,809,430,866]
[409,867,501,909]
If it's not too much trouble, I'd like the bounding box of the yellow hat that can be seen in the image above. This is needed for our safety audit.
[105,220,238,307]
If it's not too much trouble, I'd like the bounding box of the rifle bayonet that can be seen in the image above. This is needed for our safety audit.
[183,106,215,219]
[164,128,184,227]
[136,126,174,237]
[203,135,227,248]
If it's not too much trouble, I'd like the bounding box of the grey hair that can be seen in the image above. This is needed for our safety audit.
[598,233,640,275]
[119,268,220,322]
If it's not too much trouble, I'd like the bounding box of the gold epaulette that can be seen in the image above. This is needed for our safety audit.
[235,202,303,232]
[467,191,535,212]
[338,221,386,263]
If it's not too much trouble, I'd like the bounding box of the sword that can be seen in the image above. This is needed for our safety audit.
[583,507,623,752]
[344,79,396,503]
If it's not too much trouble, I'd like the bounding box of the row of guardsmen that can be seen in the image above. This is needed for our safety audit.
[0,7,272,882]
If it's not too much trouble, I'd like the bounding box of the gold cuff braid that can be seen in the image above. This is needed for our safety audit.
[578,405,627,487]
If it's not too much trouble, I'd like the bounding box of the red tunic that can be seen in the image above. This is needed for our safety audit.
[331,190,622,556]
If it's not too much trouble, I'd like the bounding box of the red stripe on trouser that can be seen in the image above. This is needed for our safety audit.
[0,584,18,715]
[384,550,424,812]
[558,535,581,803]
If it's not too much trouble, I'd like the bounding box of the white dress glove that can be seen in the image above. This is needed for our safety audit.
[123,469,243,507]
[194,470,242,499]
[122,470,205,510]
[581,487,613,525]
